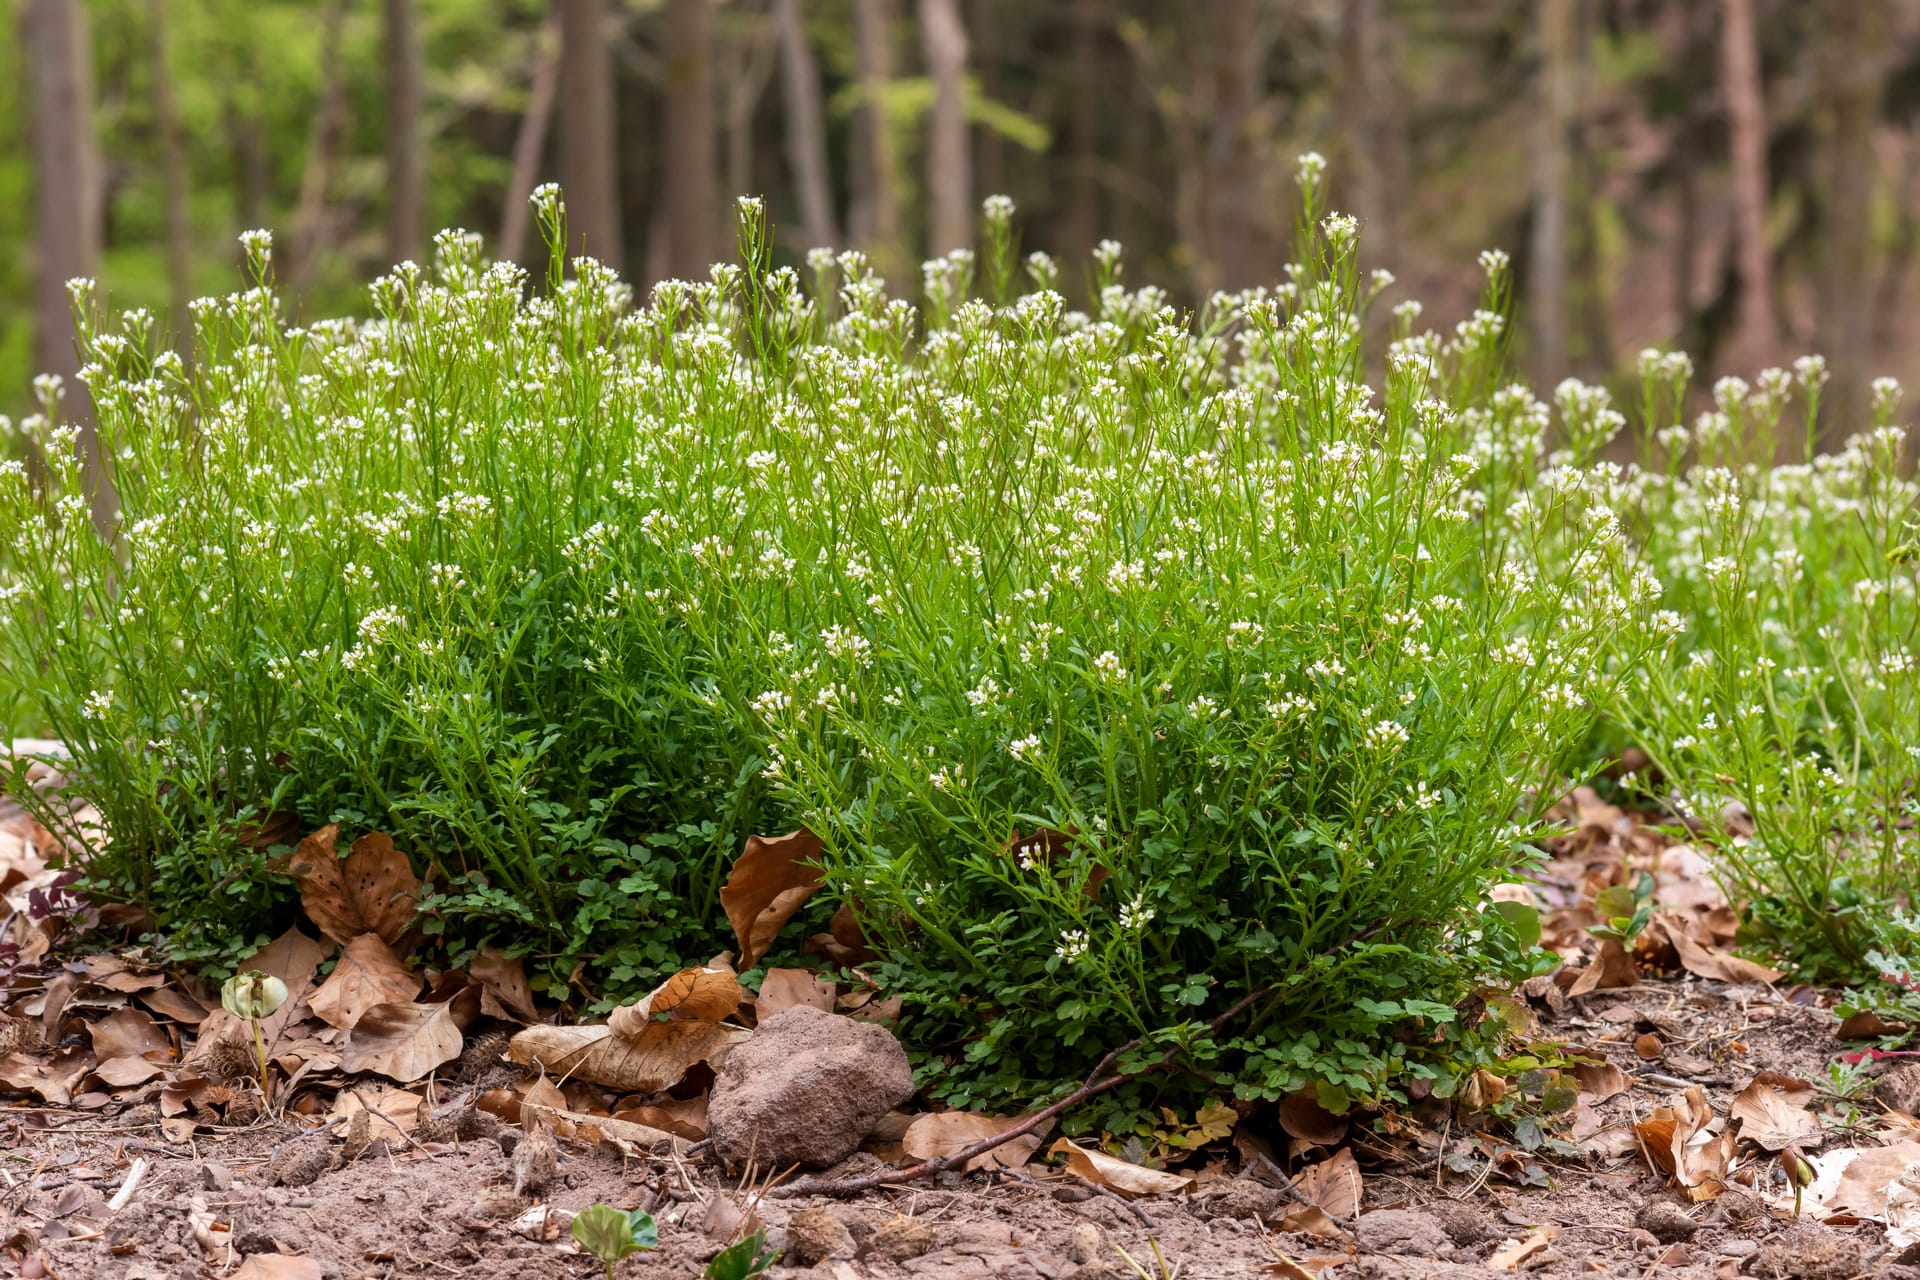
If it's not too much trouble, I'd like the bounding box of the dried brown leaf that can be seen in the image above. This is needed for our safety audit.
[308,933,420,1031]
[757,967,836,1018]
[1730,1080,1822,1152]
[608,967,742,1033]
[904,1111,1049,1171]
[341,998,464,1082]
[1488,1225,1560,1271]
[721,830,825,968]
[1573,1060,1631,1101]
[1049,1138,1194,1197]
[230,1255,325,1280]
[288,825,420,947]
[469,947,539,1023]
[1655,912,1782,985]
[87,1007,171,1062]
[1276,1091,1348,1147]
[508,1019,748,1094]
[521,1101,691,1157]
[1286,1148,1362,1225]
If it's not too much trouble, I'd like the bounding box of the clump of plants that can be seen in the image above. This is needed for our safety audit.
[1608,353,1920,981]
[0,168,1737,1115]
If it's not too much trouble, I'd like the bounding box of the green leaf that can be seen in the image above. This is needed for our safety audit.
[571,1204,658,1273]
[705,1230,782,1280]
[1491,900,1541,951]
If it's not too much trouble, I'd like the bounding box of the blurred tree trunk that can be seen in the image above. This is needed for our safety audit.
[22,0,112,531]
[384,0,426,264]
[920,0,971,255]
[1336,0,1390,263]
[970,0,1003,199]
[558,0,624,269]
[774,0,839,250]
[851,0,904,280]
[499,11,562,265]
[723,12,776,211]
[1063,0,1102,269]
[1195,0,1264,293]
[148,0,193,361]
[1814,0,1883,445]
[290,0,351,286]
[1528,0,1577,384]
[663,0,719,279]
[1721,0,1776,370]
[223,1,270,238]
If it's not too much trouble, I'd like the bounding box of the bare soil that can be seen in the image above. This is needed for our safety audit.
[3,972,1913,1280]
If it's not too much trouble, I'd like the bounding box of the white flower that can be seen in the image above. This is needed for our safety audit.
[1119,893,1155,931]
[1093,650,1128,683]
[965,674,1002,707]
[1055,929,1089,962]
[82,690,112,721]
[1009,734,1042,762]
[1364,719,1410,752]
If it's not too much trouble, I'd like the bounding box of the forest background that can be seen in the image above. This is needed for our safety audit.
[4,0,1918,437]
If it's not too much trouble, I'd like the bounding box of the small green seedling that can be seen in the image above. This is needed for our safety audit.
[219,970,288,1102]
[1589,872,1656,947]
[704,1229,781,1280]
[1781,1145,1816,1217]
[571,1204,658,1280]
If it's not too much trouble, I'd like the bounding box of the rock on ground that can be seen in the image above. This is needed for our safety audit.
[708,1004,915,1170]
[1355,1208,1455,1260]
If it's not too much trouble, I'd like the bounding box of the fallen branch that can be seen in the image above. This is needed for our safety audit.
[766,986,1274,1199]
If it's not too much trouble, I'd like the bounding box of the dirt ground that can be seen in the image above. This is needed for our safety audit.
[4,971,1915,1280]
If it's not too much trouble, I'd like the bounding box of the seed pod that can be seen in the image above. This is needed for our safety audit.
[220,970,289,1021]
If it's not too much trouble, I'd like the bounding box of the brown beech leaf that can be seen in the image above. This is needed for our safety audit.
[756,967,836,1018]
[614,1094,709,1141]
[87,1007,171,1062]
[1730,1080,1821,1151]
[721,830,825,969]
[288,825,420,947]
[806,902,878,967]
[469,947,539,1023]
[327,1084,425,1142]
[309,933,421,1030]
[1282,1148,1362,1233]
[1573,1060,1631,1101]
[1654,912,1782,985]
[508,1019,749,1094]
[1567,937,1638,995]
[905,1111,1050,1171]
[521,1101,691,1157]
[341,998,464,1082]
[1633,1086,1732,1201]
[90,1055,165,1088]
[1488,1225,1560,1271]
[1276,1090,1348,1148]
[608,967,743,1034]
[1049,1138,1194,1197]
[138,987,209,1026]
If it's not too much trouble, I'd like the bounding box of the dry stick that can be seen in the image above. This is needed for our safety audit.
[767,986,1275,1200]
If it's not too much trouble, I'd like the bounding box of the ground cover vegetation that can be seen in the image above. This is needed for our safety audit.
[0,168,1914,1124]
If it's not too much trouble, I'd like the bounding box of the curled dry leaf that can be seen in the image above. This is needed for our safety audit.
[327,1084,426,1143]
[1653,912,1782,985]
[1567,937,1638,995]
[288,825,420,947]
[608,966,742,1033]
[1048,1138,1194,1197]
[1488,1225,1560,1272]
[508,1019,749,1094]
[1281,1148,1362,1237]
[1730,1079,1821,1151]
[904,1111,1050,1171]
[469,947,539,1023]
[1632,1086,1733,1202]
[1573,1060,1630,1101]
[1805,1139,1920,1221]
[806,901,877,967]
[341,998,464,1082]
[521,1100,691,1157]
[721,830,826,969]
[757,967,837,1018]
[308,933,420,1031]
[1276,1091,1347,1148]
[614,1094,708,1141]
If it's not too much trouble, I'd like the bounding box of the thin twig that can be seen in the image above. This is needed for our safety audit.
[767,987,1274,1199]
[106,1156,149,1212]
